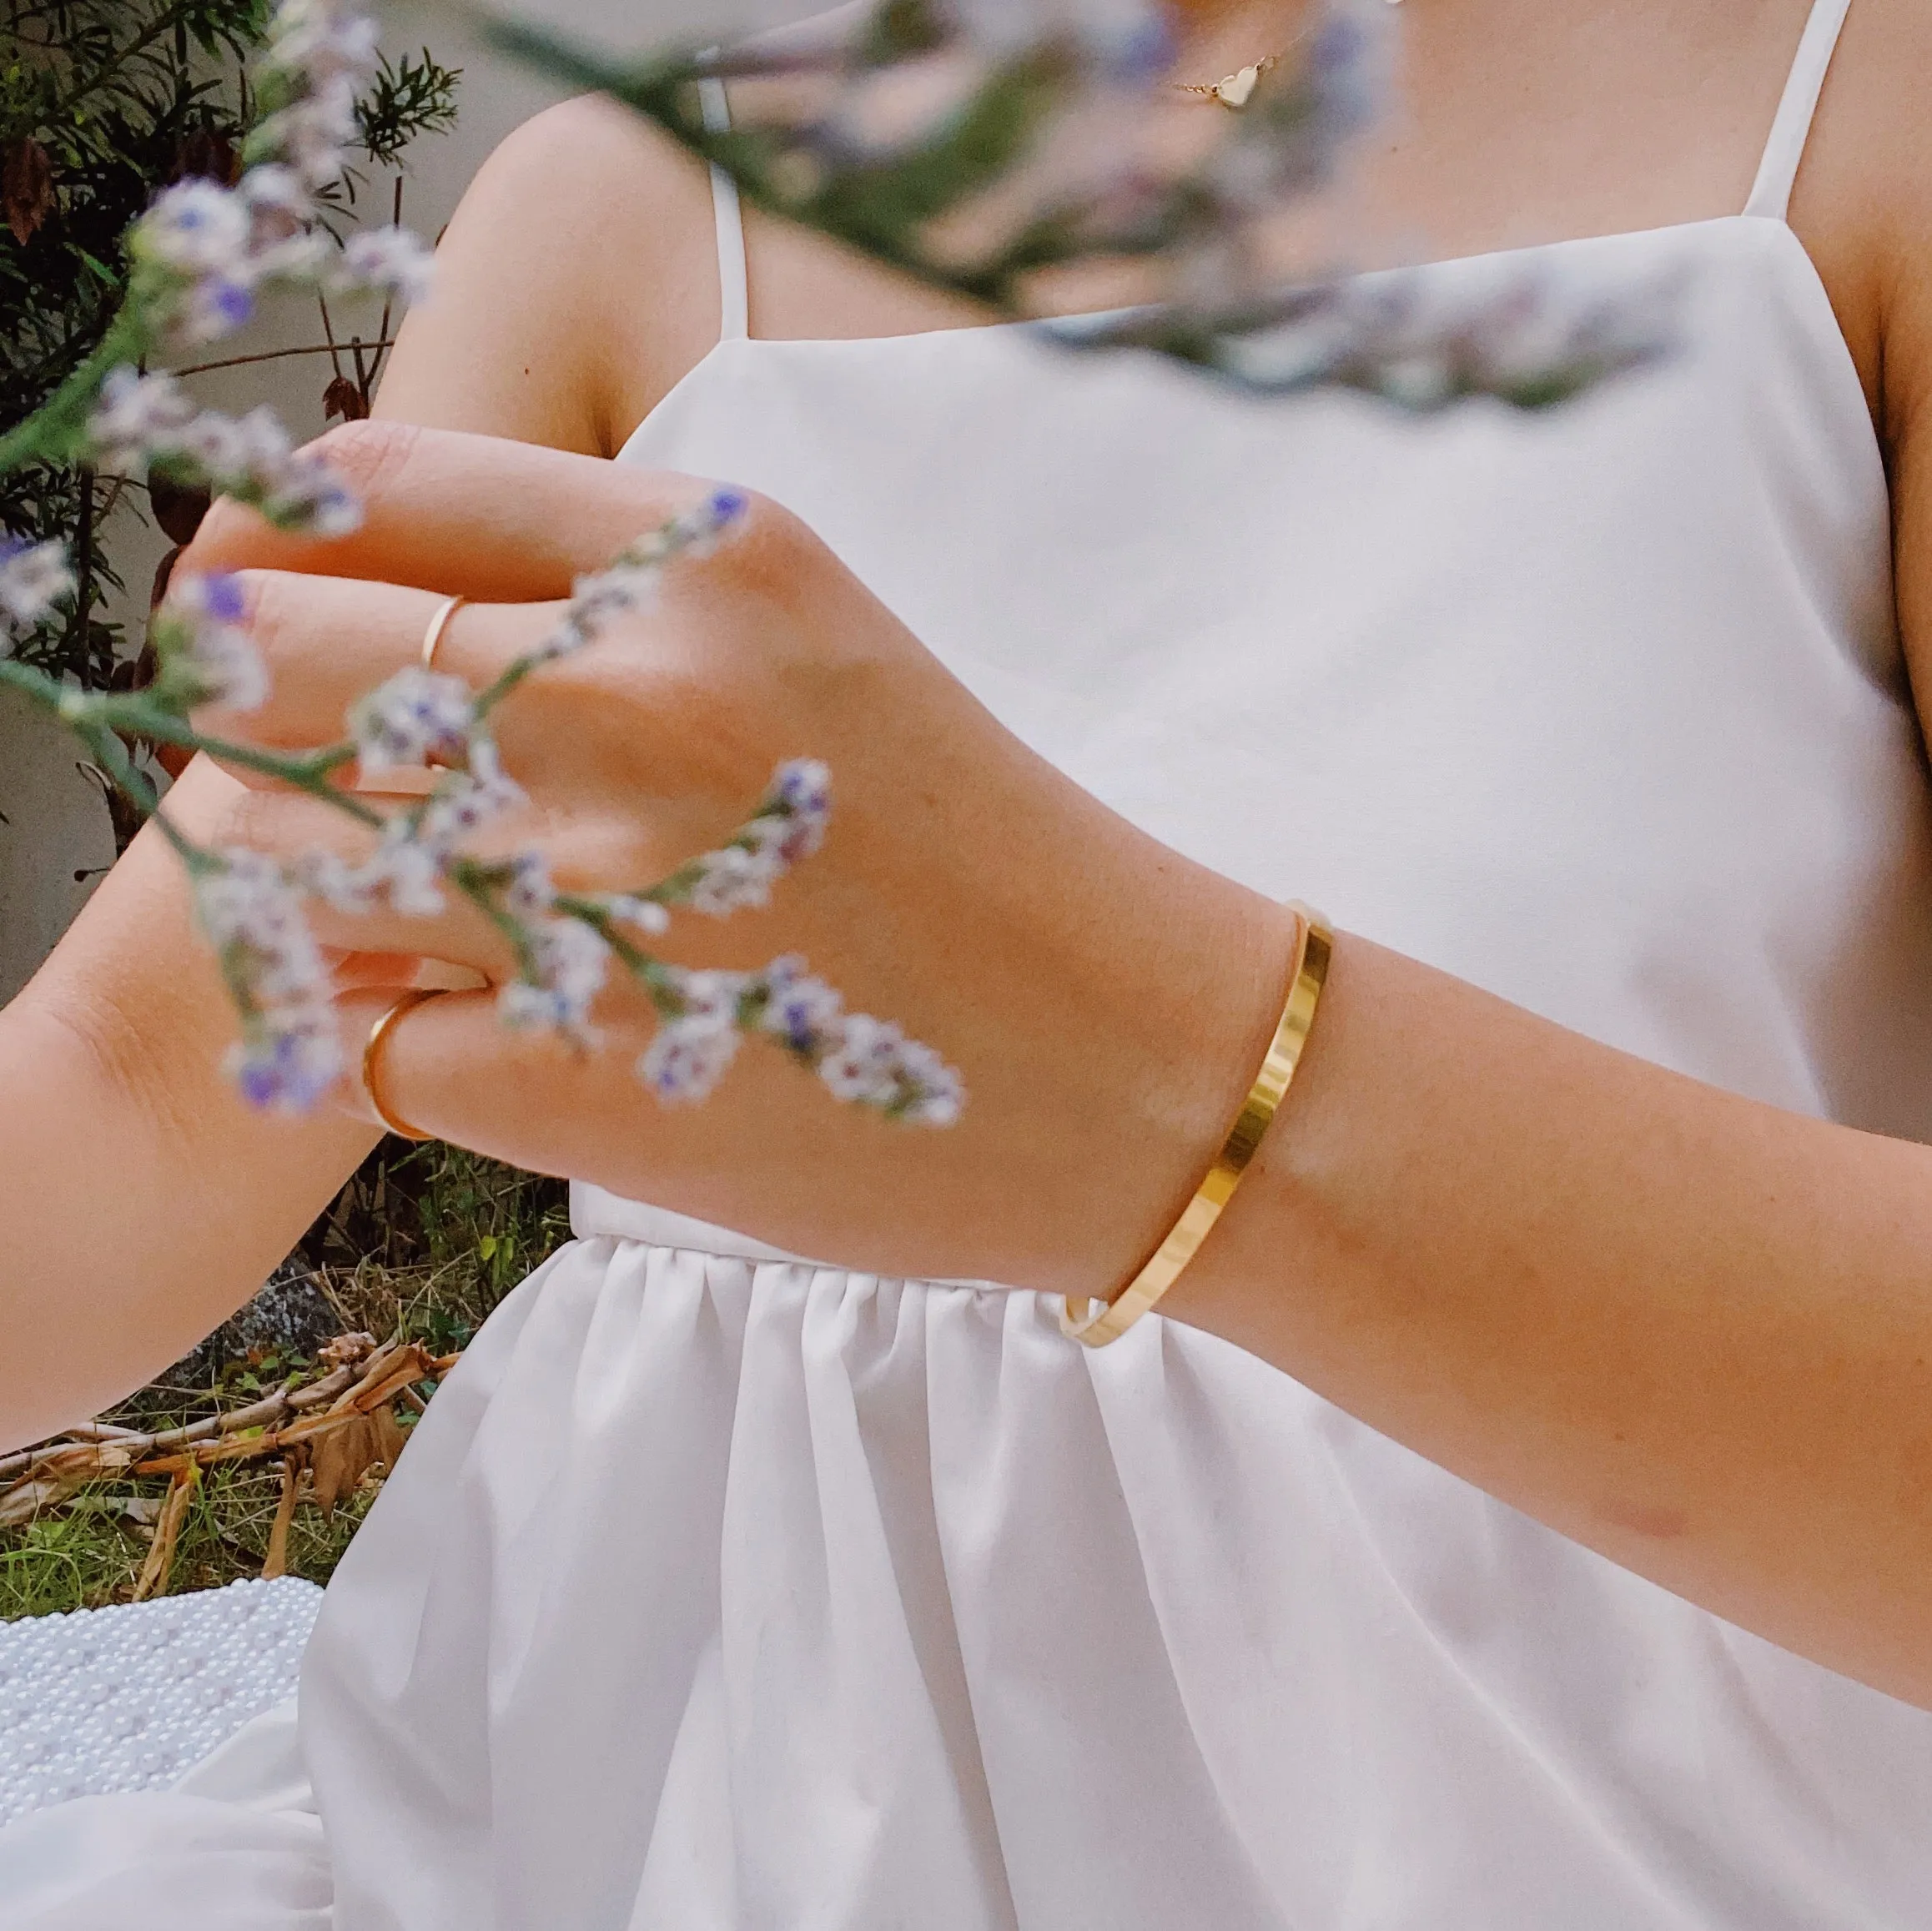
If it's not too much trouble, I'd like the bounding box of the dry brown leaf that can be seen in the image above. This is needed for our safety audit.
[170,128,240,188]
[309,1405,405,1516]
[133,1470,197,1602]
[322,375,369,423]
[262,1453,304,1580]
[148,475,212,547]
[3,138,53,247]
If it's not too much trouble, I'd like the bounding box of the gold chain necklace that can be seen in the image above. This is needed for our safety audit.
[1170,50,1282,109]
[1172,0,1402,108]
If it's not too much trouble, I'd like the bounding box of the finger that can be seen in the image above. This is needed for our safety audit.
[205,786,516,975]
[334,981,657,1164]
[183,420,736,602]
[189,569,547,755]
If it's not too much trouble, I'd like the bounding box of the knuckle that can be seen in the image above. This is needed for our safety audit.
[309,416,421,504]
[702,490,823,600]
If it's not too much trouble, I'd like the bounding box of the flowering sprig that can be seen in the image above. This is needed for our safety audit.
[0,0,429,488]
[488,0,1678,408]
[30,484,964,1124]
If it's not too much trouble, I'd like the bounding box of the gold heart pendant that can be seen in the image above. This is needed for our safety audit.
[1214,63,1261,108]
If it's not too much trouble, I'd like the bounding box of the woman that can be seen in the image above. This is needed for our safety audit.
[4,0,1932,1923]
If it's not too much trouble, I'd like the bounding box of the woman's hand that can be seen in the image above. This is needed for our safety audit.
[184,419,1299,1295]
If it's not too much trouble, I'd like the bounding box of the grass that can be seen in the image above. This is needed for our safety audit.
[0,1145,571,1620]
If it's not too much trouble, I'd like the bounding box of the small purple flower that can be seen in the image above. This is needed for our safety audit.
[638,1017,743,1103]
[757,957,845,1054]
[707,486,749,528]
[638,968,751,1102]
[156,570,269,711]
[138,180,252,278]
[504,851,556,918]
[232,1017,343,1113]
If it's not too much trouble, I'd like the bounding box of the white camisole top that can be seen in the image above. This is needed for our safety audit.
[576,0,1932,1916]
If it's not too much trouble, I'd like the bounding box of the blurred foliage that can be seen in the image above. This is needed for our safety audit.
[1,0,457,689]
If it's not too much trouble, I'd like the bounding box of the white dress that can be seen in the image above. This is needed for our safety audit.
[9,1,1932,1922]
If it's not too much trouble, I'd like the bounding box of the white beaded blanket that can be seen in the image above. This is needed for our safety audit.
[0,1578,320,1825]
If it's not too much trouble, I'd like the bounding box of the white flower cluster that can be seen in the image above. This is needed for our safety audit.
[87,369,360,535]
[639,968,750,1101]
[299,744,524,921]
[348,666,475,777]
[254,0,380,189]
[0,538,74,646]
[656,758,833,918]
[499,917,612,1042]
[192,850,341,1113]
[642,954,964,1125]
[545,488,751,662]
[153,571,269,712]
[125,0,430,350]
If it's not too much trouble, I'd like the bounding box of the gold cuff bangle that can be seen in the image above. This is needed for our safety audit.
[362,988,445,1143]
[1061,903,1333,1348]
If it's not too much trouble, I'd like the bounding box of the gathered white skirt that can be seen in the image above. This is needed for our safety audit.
[6,1181,1931,1930]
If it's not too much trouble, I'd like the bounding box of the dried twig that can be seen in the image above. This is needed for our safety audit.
[132,1468,198,1601]
[0,1334,458,1535]
[261,1453,304,1581]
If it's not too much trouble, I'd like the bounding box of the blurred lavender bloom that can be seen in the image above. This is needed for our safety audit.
[0,538,74,640]
[818,1011,967,1124]
[1051,259,1683,409]
[349,666,476,777]
[544,487,751,661]
[192,851,342,1112]
[640,968,751,1101]
[333,226,437,303]
[86,370,362,536]
[652,757,835,918]
[499,916,613,1042]
[153,571,270,712]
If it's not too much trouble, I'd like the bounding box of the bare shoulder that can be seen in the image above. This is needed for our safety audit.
[1792,0,1932,427]
[1794,0,1932,724]
[373,93,722,456]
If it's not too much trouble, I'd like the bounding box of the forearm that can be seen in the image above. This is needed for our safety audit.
[0,767,379,1451]
[1169,932,1932,1706]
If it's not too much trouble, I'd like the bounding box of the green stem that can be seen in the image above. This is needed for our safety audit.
[552,893,682,1018]
[0,666,382,830]
[450,861,538,980]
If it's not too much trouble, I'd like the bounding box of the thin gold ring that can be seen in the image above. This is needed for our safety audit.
[418,593,467,673]
[362,988,445,1142]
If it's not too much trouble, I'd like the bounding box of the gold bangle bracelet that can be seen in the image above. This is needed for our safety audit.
[1061,903,1333,1348]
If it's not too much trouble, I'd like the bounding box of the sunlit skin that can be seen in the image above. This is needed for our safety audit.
[6,1,1932,1709]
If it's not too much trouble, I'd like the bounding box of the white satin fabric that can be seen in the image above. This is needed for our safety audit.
[9,0,1932,1922]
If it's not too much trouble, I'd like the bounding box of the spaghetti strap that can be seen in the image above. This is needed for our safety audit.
[1743,0,1854,220]
[697,75,750,341]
